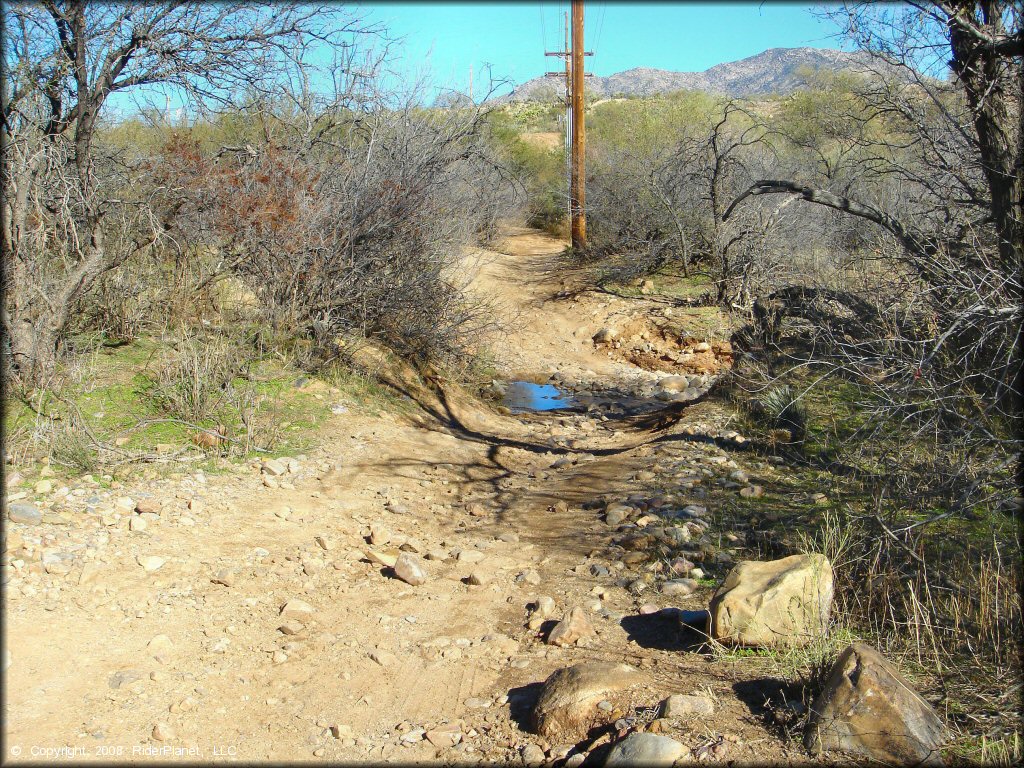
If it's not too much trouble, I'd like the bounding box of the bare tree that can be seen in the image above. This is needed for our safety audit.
[1,1,376,389]
[584,99,782,304]
[156,69,516,372]
[724,0,1021,511]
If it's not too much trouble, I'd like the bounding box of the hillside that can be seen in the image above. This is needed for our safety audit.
[500,46,877,102]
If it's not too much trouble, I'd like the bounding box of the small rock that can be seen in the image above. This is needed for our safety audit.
[627,579,647,595]
[521,743,546,766]
[211,568,237,587]
[456,549,486,563]
[135,499,162,515]
[517,569,542,585]
[605,732,689,766]
[151,723,176,742]
[661,694,715,717]
[657,375,690,393]
[547,606,595,647]
[8,503,41,525]
[137,555,165,572]
[533,596,557,618]
[604,503,631,526]
[669,557,695,576]
[662,579,698,597]
[393,553,428,586]
[262,459,287,476]
[467,570,489,586]
[280,598,316,620]
[401,728,425,743]
[368,523,391,545]
[278,620,304,636]
[129,516,148,532]
[109,669,144,689]
[425,725,462,748]
[365,549,399,568]
[147,635,174,658]
[466,503,489,517]
[739,485,764,498]
[34,479,53,494]
[368,649,397,667]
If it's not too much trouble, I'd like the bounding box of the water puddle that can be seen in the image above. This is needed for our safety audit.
[503,381,578,413]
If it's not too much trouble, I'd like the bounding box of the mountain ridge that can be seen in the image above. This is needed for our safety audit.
[497,46,878,102]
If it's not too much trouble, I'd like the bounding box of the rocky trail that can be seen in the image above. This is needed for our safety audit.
[3,226,930,766]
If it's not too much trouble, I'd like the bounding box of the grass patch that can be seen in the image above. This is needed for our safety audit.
[3,333,412,483]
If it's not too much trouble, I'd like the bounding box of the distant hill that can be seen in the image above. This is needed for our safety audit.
[498,47,878,102]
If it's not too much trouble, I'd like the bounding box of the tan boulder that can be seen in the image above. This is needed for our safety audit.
[804,643,945,765]
[709,554,833,647]
[531,662,646,744]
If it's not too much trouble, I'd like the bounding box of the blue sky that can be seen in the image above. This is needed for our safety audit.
[108,2,848,117]
[363,2,847,98]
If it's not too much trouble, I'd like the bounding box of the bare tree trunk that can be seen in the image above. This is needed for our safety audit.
[946,0,1023,269]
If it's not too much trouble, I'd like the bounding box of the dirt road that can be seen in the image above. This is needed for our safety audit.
[3,227,800,764]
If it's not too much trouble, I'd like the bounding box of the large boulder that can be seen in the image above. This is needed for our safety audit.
[709,554,833,648]
[531,662,646,744]
[804,643,945,765]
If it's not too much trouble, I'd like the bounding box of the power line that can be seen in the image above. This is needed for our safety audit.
[594,2,607,57]
[539,2,547,55]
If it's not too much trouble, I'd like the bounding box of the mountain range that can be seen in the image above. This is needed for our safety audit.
[498,47,878,102]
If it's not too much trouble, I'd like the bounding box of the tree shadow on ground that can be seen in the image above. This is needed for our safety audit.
[619,609,711,653]
[732,676,808,742]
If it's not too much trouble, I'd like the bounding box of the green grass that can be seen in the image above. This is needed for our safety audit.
[613,271,715,301]
[3,334,411,485]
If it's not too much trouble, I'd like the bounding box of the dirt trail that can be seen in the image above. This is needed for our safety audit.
[4,226,798,764]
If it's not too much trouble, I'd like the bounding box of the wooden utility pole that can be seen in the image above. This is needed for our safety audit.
[570,0,586,250]
[544,2,589,250]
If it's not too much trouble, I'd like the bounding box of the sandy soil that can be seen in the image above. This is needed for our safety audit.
[3,226,808,765]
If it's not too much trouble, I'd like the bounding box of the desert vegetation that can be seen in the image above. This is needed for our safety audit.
[2,1,519,464]
[527,2,1022,756]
